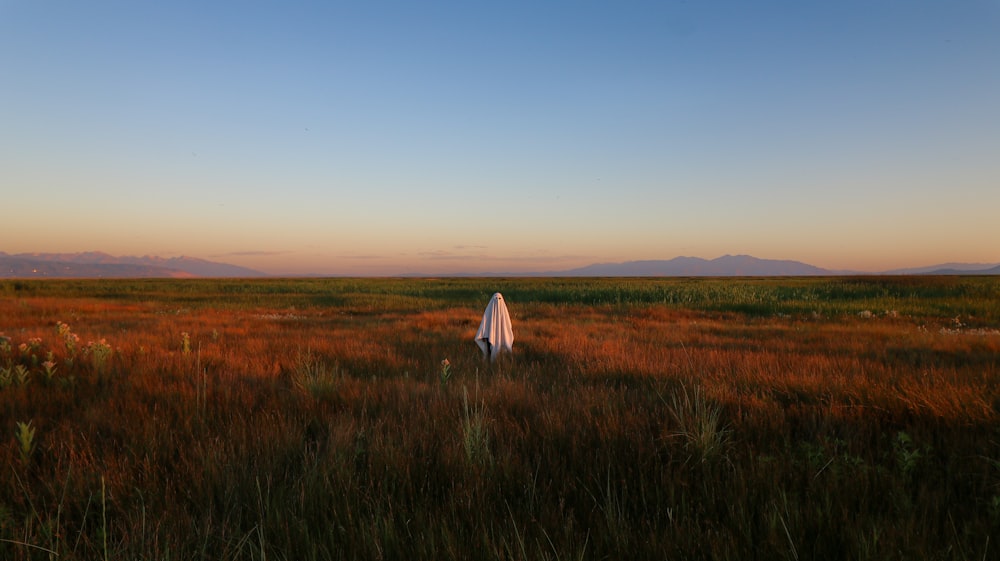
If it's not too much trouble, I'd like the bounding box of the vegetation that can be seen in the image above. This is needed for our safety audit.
[1,276,998,560]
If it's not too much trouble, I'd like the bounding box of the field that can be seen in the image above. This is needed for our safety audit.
[1,276,999,560]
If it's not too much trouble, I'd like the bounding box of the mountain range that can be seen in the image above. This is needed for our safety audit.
[0,252,266,279]
[556,255,834,276]
[424,255,1000,277]
[552,256,1000,276]
[1,252,998,278]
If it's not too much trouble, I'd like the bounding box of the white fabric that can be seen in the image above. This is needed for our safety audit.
[475,292,514,360]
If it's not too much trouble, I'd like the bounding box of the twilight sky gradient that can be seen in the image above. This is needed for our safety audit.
[2,1,998,275]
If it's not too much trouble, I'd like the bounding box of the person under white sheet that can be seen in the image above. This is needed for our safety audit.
[475,292,513,361]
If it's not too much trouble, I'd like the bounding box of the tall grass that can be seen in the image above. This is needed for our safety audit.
[0,277,997,559]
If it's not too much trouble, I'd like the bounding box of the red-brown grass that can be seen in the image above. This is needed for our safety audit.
[1,277,998,560]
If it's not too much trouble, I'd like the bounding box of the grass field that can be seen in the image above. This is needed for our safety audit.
[2,276,999,560]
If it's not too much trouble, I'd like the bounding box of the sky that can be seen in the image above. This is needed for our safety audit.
[2,1,998,275]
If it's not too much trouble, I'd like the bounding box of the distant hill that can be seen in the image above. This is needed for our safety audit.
[556,255,835,277]
[921,264,1000,275]
[442,256,999,277]
[883,262,1000,275]
[549,256,1000,277]
[0,252,267,278]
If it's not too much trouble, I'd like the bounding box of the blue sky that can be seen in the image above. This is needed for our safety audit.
[2,1,998,275]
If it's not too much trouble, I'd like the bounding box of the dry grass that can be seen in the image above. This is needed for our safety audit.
[1,277,998,560]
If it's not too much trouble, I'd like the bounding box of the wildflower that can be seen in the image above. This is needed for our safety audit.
[58,322,80,356]
[41,360,57,380]
[439,358,452,387]
[86,339,113,374]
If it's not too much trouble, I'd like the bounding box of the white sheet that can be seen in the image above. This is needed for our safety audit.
[475,292,514,360]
